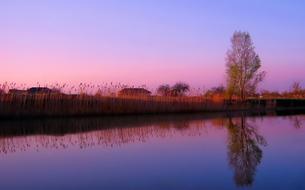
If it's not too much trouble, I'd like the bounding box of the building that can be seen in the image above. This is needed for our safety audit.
[8,89,27,95]
[8,87,60,95]
[27,87,60,94]
[118,88,151,97]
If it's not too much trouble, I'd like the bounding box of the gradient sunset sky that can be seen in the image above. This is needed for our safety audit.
[1,0,305,91]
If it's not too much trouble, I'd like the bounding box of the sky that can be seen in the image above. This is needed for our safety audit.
[0,0,305,91]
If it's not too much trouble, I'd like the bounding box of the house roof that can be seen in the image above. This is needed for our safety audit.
[9,89,27,93]
[119,88,151,94]
[27,87,59,93]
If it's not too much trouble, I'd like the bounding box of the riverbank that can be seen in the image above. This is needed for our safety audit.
[0,94,305,118]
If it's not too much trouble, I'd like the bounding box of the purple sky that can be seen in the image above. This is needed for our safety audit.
[1,0,305,91]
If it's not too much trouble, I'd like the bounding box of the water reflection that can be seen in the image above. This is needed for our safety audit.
[0,114,206,154]
[226,116,267,187]
[0,113,305,188]
[288,115,305,129]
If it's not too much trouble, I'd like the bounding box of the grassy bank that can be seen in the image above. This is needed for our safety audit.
[0,94,305,118]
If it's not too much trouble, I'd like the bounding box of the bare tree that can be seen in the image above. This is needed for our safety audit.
[226,31,266,100]
[171,82,190,96]
[157,82,190,97]
[290,81,304,98]
[291,81,302,93]
[157,84,171,96]
[206,85,225,94]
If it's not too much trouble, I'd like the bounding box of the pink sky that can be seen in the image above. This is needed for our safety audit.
[1,1,304,91]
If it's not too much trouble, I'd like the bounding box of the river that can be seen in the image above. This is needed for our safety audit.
[0,113,304,189]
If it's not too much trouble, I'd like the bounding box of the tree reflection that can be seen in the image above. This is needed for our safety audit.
[226,116,267,187]
[288,115,305,129]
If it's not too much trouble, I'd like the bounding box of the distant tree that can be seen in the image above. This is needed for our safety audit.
[210,85,225,94]
[291,81,302,93]
[204,85,225,97]
[290,81,304,98]
[157,84,171,96]
[171,82,190,96]
[226,31,266,101]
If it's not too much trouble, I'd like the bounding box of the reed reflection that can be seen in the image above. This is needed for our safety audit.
[226,116,267,187]
[0,115,209,154]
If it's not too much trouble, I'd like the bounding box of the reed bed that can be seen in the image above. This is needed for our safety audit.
[1,93,304,118]
[0,93,226,117]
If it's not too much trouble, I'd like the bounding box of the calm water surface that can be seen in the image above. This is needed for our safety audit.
[0,113,305,190]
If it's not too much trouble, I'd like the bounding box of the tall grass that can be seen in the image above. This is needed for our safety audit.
[0,93,220,117]
[0,82,304,118]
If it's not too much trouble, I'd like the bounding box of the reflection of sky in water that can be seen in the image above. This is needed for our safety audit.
[0,114,304,189]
